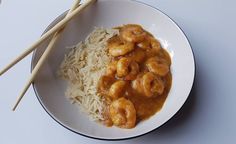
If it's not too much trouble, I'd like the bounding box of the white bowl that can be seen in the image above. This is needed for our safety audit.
[32,0,195,140]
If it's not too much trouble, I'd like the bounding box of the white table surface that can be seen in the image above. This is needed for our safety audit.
[1,0,236,143]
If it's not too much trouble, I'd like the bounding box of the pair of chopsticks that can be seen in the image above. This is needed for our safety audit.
[0,0,96,111]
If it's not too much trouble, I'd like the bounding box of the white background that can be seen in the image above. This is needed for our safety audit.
[1,0,236,143]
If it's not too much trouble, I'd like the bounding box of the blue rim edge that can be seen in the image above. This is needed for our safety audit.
[31,0,196,141]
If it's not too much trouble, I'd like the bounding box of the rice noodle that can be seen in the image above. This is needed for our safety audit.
[58,27,118,121]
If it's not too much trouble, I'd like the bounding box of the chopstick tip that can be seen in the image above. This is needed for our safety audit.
[12,106,16,111]
[12,103,18,111]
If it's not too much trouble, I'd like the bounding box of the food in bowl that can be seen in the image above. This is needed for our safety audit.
[58,24,172,129]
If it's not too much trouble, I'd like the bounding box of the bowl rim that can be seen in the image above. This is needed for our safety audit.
[31,0,196,141]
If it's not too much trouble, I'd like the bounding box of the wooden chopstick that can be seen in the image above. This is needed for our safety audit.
[0,0,96,76]
[12,0,96,111]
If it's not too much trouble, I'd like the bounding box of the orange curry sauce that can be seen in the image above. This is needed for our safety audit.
[97,24,172,128]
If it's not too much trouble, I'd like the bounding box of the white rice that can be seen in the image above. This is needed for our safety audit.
[58,27,118,121]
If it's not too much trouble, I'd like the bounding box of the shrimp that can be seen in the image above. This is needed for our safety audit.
[142,72,165,97]
[132,74,145,95]
[137,36,161,53]
[120,24,147,43]
[97,75,115,94]
[107,35,135,57]
[109,42,135,57]
[109,81,127,100]
[137,40,150,50]
[127,49,146,63]
[125,61,139,80]
[157,49,172,66]
[117,57,130,77]
[106,61,118,76]
[146,57,170,76]
[109,97,136,128]
[117,57,139,80]
[150,37,161,52]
